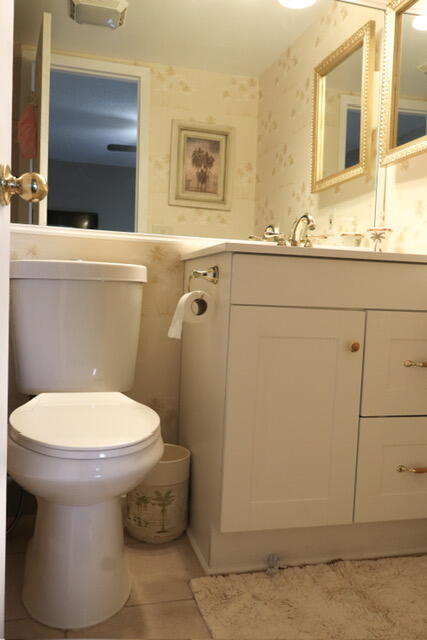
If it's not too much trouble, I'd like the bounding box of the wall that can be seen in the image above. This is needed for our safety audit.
[9,227,214,444]
[378,97,427,253]
[48,160,136,232]
[255,0,384,242]
[382,153,427,253]
[146,62,258,239]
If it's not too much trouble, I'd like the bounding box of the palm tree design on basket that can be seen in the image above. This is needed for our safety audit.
[192,147,215,192]
[136,495,151,511]
[128,494,152,528]
[150,489,175,533]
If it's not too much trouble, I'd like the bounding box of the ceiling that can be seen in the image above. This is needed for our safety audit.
[14,0,331,76]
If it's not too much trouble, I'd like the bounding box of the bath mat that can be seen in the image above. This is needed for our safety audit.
[190,554,427,639]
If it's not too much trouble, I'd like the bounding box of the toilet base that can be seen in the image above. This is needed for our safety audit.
[23,497,130,629]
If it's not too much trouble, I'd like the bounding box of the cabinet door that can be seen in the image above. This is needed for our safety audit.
[355,417,427,523]
[220,306,365,532]
[362,311,427,416]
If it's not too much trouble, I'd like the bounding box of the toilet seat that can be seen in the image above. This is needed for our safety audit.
[9,392,161,460]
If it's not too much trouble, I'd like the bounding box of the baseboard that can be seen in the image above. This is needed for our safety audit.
[205,519,427,575]
[186,528,215,575]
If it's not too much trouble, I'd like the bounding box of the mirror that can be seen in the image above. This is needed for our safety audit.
[48,69,138,232]
[312,21,375,192]
[12,0,384,241]
[379,0,427,165]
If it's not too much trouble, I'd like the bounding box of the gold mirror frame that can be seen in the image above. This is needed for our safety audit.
[379,0,427,166]
[311,21,376,193]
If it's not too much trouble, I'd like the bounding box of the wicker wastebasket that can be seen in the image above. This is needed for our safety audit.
[125,444,191,543]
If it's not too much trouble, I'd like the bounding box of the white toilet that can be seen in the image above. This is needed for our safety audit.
[7,260,164,630]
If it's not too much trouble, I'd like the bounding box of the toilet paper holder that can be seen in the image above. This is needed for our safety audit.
[188,265,219,290]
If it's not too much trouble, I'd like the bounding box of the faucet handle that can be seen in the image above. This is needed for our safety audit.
[305,233,327,247]
[263,224,279,238]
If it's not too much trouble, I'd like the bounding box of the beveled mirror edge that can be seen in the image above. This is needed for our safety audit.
[379,0,427,166]
[311,20,376,193]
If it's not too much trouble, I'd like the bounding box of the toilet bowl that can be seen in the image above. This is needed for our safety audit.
[8,260,164,629]
[8,392,163,629]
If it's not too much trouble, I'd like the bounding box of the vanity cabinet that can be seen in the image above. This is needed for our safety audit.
[180,246,427,573]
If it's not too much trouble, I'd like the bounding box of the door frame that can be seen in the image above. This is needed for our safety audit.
[0,0,13,635]
[21,48,151,233]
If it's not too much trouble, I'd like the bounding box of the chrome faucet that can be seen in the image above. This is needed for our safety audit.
[288,214,316,247]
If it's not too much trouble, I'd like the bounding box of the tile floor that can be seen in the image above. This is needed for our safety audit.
[6,516,211,639]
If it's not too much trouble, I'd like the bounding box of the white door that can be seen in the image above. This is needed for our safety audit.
[220,306,365,532]
[0,0,14,635]
[33,12,51,226]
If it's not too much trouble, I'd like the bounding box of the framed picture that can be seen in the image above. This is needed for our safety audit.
[169,121,234,210]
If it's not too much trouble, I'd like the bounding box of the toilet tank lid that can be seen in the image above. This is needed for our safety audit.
[10,260,147,283]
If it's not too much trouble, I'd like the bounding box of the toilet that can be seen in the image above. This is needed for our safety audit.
[7,260,164,630]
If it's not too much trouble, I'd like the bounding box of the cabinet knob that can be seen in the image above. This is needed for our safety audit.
[350,342,360,352]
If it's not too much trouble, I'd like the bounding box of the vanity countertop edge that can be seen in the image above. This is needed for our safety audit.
[181,241,427,265]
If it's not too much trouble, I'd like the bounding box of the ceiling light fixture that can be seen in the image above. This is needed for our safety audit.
[277,0,317,9]
[412,14,427,30]
[69,0,128,29]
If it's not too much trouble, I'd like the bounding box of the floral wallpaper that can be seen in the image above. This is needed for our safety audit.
[381,153,427,254]
[255,0,384,244]
[8,228,212,444]
[146,62,258,240]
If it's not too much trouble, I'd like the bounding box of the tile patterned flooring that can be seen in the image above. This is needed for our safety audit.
[6,517,211,639]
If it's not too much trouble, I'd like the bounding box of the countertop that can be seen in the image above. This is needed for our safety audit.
[181,239,427,264]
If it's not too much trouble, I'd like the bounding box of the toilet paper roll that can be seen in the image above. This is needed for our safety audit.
[168,290,213,339]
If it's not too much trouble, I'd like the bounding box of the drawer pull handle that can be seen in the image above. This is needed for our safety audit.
[350,342,360,352]
[397,464,427,474]
[403,360,427,368]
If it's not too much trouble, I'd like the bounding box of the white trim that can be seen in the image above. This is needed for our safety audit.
[0,0,13,634]
[23,48,151,233]
[50,54,150,233]
[34,12,51,227]
[398,97,427,116]
[10,222,218,250]
[395,98,427,144]
[339,94,362,172]
[186,529,213,575]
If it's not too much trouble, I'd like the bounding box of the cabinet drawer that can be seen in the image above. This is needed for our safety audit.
[231,254,427,310]
[362,311,427,416]
[355,417,427,523]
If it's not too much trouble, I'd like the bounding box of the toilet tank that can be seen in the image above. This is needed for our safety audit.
[10,260,147,394]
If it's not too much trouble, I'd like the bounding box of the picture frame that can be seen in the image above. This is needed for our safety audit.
[169,120,234,210]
